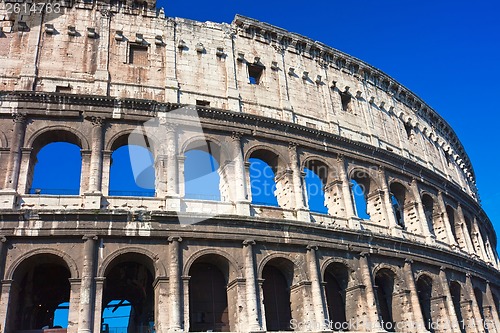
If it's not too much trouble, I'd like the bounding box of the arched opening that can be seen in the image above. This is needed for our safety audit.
[102,254,155,332]
[421,194,436,237]
[102,299,132,332]
[446,205,469,250]
[350,170,372,219]
[304,160,333,214]
[249,149,280,207]
[449,281,466,333]
[324,262,349,329]
[188,254,230,332]
[374,268,396,332]
[184,141,221,201]
[416,274,434,332]
[262,258,294,331]
[53,302,69,328]
[9,254,71,331]
[304,168,328,214]
[109,144,155,197]
[29,132,83,195]
[389,182,407,228]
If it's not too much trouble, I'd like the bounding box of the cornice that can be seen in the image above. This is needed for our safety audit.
[232,14,475,182]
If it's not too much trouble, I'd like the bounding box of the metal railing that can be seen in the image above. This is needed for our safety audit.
[108,190,155,197]
[28,188,79,195]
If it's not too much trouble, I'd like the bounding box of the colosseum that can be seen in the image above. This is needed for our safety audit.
[0,0,499,332]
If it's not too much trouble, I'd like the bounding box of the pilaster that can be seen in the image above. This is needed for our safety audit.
[168,236,183,331]
[243,240,261,331]
[77,235,98,333]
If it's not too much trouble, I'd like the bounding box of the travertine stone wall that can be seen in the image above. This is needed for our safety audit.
[0,2,498,333]
[0,2,477,200]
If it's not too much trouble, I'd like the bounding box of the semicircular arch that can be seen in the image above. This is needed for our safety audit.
[27,125,90,154]
[183,248,242,281]
[97,247,166,278]
[6,248,79,280]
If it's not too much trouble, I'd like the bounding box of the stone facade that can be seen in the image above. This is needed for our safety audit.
[0,1,499,333]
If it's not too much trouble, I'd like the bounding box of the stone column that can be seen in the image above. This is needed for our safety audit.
[0,280,13,332]
[87,117,104,193]
[485,282,500,332]
[4,114,26,190]
[177,156,186,198]
[402,259,426,331]
[457,204,476,255]
[78,235,98,333]
[288,143,309,221]
[92,277,106,333]
[155,154,168,197]
[0,236,7,283]
[437,191,458,248]
[79,150,92,196]
[101,150,112,196]
[306,245,328,329]
[94,10,111,91]
[68,278,82,333]
[379,168,399,232]
[466,274,485,333]
[182,276,190,332]
[154,277,169,333]
[168,236,183,331]
[410,179,434,241]
[439,268,460,331]
[224,29,242,112]
[258,278,267,331]
[165,124,179,196]
[337,156,356,219]
[16,148,33,194]
[358,253,382,331]
[233,133,250,215]
[243,240,261,331]
[471,218,488,263]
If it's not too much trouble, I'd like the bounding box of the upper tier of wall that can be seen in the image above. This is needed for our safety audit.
[0,1,478,201]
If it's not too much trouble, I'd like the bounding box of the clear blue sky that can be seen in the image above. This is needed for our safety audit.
[159,0,500,244]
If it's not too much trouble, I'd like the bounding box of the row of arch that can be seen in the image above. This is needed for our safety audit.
[16,126,497,265]
[3,247,500,332]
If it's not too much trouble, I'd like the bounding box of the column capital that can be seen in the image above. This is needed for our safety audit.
[168,236,183,243]
[242,239,255,246]
[231,131,243,141]
[359,251,370,258]
[82,235,98,241]
[12,113,27,124]
[86,116,104,127]
[404,258,414,264]
[439,266,447,272]
[306,244,318,251]
[288,141,299,149]
[0,236,6,243]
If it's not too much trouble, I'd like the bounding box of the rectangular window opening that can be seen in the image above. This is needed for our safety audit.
[55,86,71,93]
[129,44,148,66]
[196,100,210,107]
[248,64,263,85]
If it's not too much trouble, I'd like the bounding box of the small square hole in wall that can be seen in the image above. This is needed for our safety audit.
[248,64,264,85]
[196,100,210,107]
[55,86,72,93]
[129,44,148,66]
